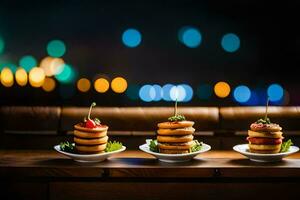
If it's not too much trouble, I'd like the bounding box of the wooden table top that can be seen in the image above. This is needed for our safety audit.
[1,150,300,178]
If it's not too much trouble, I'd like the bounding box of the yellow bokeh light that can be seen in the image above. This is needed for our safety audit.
[94,78,109,93]
[40,56,64,77]
[29,67,45,87]
[111,77,127,93]
[0,67,14,87]
[77,78,91,92]
[15,68,28,86]
[214,81,231,98]
[42,77,56,92]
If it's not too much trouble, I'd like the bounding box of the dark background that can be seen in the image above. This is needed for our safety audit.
[0,0,299,106]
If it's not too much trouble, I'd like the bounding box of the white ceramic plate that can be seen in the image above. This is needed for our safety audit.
[233,144,299,162]
[139,139,211,163]
[54,145,126,163]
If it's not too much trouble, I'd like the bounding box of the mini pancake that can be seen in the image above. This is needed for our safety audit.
[74,130,107,138]
[248,143,281,151]
[74,136,108,145]
[250,123,282,132]
[248,130,283,139]
[157,134,193,143]
[75,143,107,153]
[159,149,189,154]
[74,123,108,133]
[158,141,194,150]
[247,137,282,145]
[157,127,195,135]
[157,121,194,129]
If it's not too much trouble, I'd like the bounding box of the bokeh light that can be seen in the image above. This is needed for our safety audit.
[0,62,17,73]
[19,55,37,72]
[180,84,193,102]
[267,83,284,102]
[77,78,91,92]
[111,77,127,93]
[179,26,202,48]
[233,85,251,103]
[42,77,56,92]
[139,85,153,102]
[47,40,66,57]
[55,63,76,84]
[162,84,174,101]
[0,36,4,54]
[197,84,213,100]
[221,33,240,53]
[40,57,65,77]
[15,68,28,86]
[94,78,109,93]
[126,84,140,100]
[214,81,231,98]
[0,67,14,87]
[152,84,162,101]
[29,67,45,87]
[170,85,186,102]
[122,28,142,48]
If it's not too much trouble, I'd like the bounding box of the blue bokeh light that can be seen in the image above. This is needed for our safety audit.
[152,84,162,101]
[162,84,175,101]
[170,85,186,102]
[180,84,193,102]
[221,33,240,52]
[55,64,76,84]
[233,85,251,103]
[267,84,284,102]
[179,27,202,48]
[122,28,142,48]
[139,85,153,102]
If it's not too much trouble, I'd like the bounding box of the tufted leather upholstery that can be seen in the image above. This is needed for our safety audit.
[220,106,300,131]
[0,106,61,134]
[60,107,219,132]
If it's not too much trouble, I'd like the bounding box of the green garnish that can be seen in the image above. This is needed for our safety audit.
[168,114,186,122]
[256,118,271,124]
[256,97,271,124]
[168,98,186,122]
[105,141,123,152]
[94,118,101,125]
[149,139,159,152]
[60,141,75,153]
[190,140,203,152]
[280,139,293,153]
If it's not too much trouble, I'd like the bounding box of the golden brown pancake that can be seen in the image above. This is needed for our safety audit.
[158,141,194,150]
[74,123,108,132]
[157,121,194,129]
[159,149,189,154]
[157,134,194,143]
[74,130,107,138]
[74,136,108,146]
[75,143,107,153]
[248,130,283,139]
[157,127,195,135]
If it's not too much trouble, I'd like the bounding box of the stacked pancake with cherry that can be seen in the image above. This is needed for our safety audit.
[74,102,109,154]
[247,117,283,154]
[157,114,196,154]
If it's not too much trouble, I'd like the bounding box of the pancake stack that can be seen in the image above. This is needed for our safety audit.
[157,121,195,154]
[247,120,283,154]
[73,123,109,154]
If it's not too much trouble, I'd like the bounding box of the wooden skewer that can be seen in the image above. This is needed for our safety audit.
[264,96,269,121]
[174,98,178,116]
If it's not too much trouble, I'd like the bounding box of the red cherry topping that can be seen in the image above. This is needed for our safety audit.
[85,119,96,128]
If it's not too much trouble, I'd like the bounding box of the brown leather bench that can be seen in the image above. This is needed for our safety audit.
[1,106,300,150]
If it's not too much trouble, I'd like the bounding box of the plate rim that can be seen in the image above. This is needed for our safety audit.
[54,144,126,157]
[233,143,299,157]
